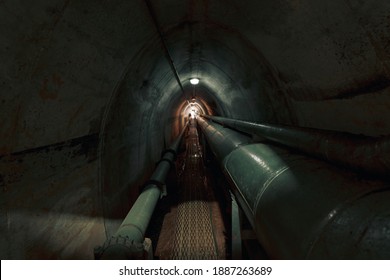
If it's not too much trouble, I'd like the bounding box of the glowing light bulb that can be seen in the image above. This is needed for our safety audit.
[190,78,199,85]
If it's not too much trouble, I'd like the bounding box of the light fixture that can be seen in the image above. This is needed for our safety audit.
[190,78,199,85]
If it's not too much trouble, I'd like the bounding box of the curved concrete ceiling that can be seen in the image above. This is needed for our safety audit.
[3,0,390,153]
[1,0,390,259]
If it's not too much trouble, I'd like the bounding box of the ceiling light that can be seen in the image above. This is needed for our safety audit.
[190,78,199,85]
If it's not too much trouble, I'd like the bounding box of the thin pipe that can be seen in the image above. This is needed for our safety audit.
[201,114,390,176]
[95,122,188,259]
[145,0,187,99]
[197,116,390,259]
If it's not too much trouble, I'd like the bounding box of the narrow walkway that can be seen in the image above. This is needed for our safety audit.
[156,120,226,260]
[169,120,222,259]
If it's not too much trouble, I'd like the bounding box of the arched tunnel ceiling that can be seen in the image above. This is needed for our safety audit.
[2,0,390,155]
[1,0,390,259]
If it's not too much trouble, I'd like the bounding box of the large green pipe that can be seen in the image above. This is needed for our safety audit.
[201,114,390,176]
[95,123,188,259]
[197,116,390,259]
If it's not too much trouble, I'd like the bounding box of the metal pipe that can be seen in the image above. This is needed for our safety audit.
[95,123,188,259]
[201,114,390,176]
[197,116,390,259]
[145,0,187,98]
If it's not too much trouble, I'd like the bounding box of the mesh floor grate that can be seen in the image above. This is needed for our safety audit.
[171,122,218,260]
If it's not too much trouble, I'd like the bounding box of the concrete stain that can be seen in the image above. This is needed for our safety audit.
[38,74,65,100]
[39,78,58,100]
[326,75,390,100]
[52,73,64,86]
[67,103,85,132]
[0,104,22,155]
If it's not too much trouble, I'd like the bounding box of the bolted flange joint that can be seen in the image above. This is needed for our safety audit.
[94,236,152,260]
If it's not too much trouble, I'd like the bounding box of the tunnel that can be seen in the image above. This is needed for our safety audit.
[1,0,390,259]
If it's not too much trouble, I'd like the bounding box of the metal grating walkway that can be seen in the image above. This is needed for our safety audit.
[170,120,219,259]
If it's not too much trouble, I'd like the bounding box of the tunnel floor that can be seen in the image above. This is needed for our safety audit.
[151,120,226,259]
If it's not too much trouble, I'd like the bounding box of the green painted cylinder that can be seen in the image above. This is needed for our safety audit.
[198,116,390,259]
[202,114,390,176]
[96,123,188,259]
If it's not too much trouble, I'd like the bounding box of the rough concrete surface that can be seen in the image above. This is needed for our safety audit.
[1,0,390,259]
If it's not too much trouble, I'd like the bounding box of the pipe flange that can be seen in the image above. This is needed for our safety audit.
[161,148,177,160]
[143,179,165,189]
[155,157,175,169]
[94,235,146,260]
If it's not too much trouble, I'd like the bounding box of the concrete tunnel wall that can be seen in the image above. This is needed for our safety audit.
[1,0,390,259]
